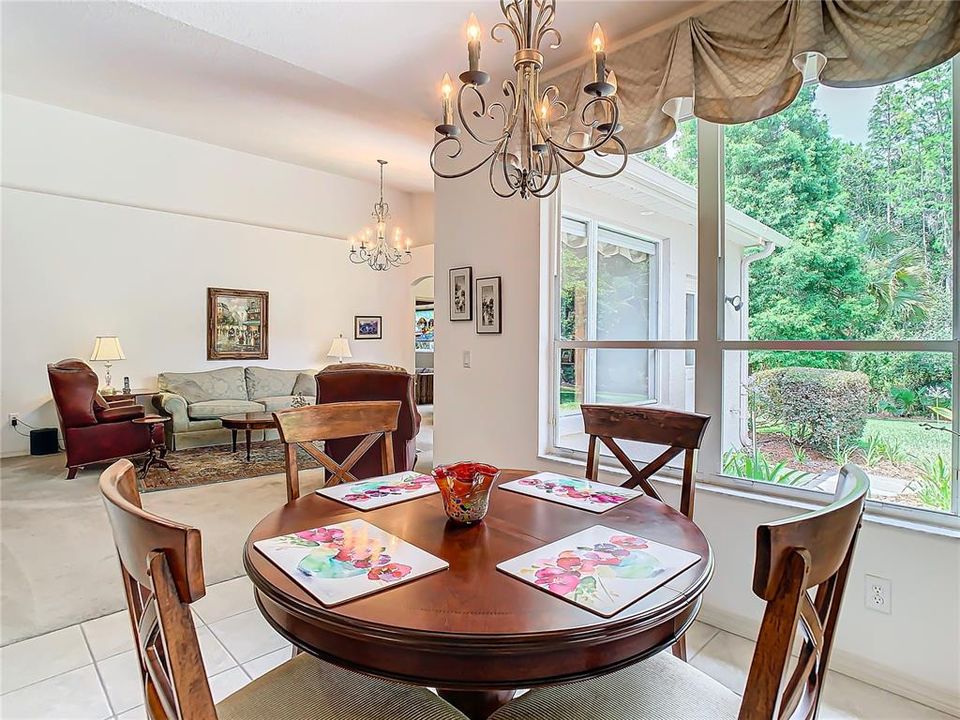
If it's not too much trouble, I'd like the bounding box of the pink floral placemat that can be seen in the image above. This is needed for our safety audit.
[316,472,439,510]
[255,519,447,606]
[497,525,700,617]
[499,472,642,512]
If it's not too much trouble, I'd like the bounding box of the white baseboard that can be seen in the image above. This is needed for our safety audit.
[697,605,960,718]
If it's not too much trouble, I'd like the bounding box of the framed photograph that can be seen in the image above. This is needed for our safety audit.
[207,287,268,360]
[476,276,502,334]
[355,315,383,340]
[449,266,473,321]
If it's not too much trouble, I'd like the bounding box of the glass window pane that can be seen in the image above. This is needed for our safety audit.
[723,62,953,342]
[596,230,656,341]
[560,219,588,341]
[555,349,695,465]
[721,350,956,514]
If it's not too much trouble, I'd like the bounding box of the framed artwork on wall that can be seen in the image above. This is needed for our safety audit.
[207,287,269,360]
[476,276,502,335]
[355,315,383,340]
[449,266,473,321]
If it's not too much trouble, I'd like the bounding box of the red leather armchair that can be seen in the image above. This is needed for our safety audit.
[315,363,421,479]
[47,359,163,478]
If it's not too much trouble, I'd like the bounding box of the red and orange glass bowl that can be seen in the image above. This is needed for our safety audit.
[432,462,501,524]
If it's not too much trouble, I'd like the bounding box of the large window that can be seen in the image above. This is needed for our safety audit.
[548,62,958,523]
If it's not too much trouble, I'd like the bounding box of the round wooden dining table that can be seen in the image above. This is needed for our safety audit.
[243,469,713,720]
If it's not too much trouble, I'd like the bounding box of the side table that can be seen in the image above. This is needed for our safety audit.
[132,415,174,479]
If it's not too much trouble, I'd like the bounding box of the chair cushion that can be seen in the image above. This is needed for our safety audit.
[159,367,247,404]
[293,372,318,397]
[246,367,316,400]
[489,652,739,720]
[258,395,316,413]
[187,399,264,419]
[216,654,467,720]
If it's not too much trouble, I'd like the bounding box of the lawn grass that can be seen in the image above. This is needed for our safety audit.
[862,418,950,460]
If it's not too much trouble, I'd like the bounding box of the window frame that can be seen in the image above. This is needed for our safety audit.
[544,60,960,529]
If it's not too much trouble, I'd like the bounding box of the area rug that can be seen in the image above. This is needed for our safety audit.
[140,441,319,491]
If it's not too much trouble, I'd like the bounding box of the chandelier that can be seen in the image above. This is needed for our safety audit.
[349,159,412,271]
[430,0,627,199]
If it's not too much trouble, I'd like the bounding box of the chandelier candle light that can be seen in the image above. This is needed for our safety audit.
[349,159,413,271]
[431,0,627,199]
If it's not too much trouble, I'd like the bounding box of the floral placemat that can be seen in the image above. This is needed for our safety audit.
[315,471,439,510]
[497,525,700,617]
[499,472,642,512]
[254,519,447,606]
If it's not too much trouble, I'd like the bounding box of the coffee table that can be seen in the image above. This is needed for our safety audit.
[221,412,277,461]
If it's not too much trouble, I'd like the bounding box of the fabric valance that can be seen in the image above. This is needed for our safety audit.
[554,0,960,155]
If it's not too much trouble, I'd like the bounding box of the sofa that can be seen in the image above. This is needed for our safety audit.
[152,366,316,449]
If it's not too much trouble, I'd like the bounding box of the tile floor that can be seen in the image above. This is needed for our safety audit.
[1,574,954,720]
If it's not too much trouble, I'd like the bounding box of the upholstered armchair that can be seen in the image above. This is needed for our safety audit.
[315,363,421,479]
[47,359,163,478]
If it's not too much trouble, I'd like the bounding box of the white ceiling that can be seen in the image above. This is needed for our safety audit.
[2,1,707,191]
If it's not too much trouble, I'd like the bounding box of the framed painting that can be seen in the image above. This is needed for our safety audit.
[355,315,383,340]
[449,266,473,321]
[476,276,502,334]
[207,287,268,360]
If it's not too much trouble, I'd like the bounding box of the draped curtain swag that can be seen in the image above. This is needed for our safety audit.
[555,0,960,155]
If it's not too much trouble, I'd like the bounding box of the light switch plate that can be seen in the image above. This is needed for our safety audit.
[463,351,471,368]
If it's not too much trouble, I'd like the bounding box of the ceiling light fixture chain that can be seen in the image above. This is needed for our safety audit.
[349,159,412,271]
[430,0,627,199]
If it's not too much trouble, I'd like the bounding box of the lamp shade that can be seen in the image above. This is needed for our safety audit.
[90,336,125,361]
[327,336,352,360]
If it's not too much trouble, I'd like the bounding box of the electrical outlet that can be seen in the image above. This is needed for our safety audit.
[864,574,892,614]
[8,413,19,427]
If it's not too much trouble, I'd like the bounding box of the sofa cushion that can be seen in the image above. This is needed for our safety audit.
[187,399,265,420]
[293,372,317,398]
[159,367,247,404]
[245,367,316,401]
[258,395,316,413]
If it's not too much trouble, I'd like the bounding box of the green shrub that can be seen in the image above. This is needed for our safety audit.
[750,367,870,450]
[722,448,814,486]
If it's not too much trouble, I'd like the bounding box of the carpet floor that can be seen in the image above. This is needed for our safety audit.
[140,441,320,491]
[0,407,433,645]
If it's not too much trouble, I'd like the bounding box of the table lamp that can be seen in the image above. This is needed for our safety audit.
[327,334,352,364]
[90,336,125,393]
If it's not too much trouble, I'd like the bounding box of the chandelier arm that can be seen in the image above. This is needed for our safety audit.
[490,138,521,198]
[580,95,616,130]
[430,137,502,180]
[539,85,570,122]
[531,161,562,198]
[457,83,512,146]
[528,145,556,196]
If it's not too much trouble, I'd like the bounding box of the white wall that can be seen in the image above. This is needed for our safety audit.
[433,173,960,714]
[0,96,434,456]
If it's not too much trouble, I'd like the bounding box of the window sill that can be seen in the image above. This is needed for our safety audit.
[536,452,960,539]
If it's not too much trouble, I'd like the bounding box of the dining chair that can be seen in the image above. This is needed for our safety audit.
[582,404,710,661]
[489,464,870,720]
[98,459,468,720]
[582,404,710,520]
[273,400,401,502]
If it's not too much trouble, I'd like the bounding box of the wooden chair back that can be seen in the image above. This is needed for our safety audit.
[273,400,402,501]
[99,459,217,720]
[739,464,869,720]
[581,404,710,520]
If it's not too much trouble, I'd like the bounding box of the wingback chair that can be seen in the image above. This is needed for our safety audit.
[48,359,163,478]
[315,363,421,479]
